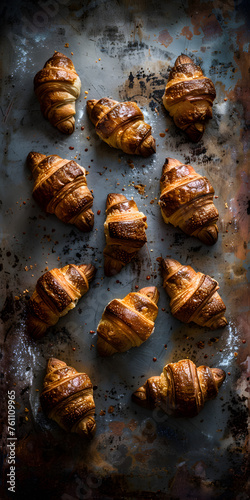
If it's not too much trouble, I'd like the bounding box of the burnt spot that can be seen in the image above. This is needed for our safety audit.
[0,294,15,322]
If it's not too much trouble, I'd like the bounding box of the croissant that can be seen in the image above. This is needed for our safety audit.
[97,286,159,356]
[27,263,95,339]
[40,358,96,439]
[27,152,94,231]
[132,359,226,417]
[161,258,227,330]
[163,54,216,142]
[159,157,219,245]
[103,193,147,276]
[34,51,81,134]
[87,97,156,156]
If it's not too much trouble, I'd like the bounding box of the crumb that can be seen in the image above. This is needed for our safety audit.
[134,184,146,195]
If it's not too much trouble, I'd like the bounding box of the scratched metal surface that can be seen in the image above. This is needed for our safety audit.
[1,0,249,499]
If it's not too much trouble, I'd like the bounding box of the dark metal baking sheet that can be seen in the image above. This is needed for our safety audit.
[1,0,249,499]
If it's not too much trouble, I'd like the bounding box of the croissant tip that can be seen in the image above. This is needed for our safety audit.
[161,257,178,273]
[139,286,159,304]
[211,367,226,388]
[185,123,205,142]
[26,151,44,171]
[175,54,193,66]
[197,225,219,245]
[78,263,96,282]
[140,136,156,157]
[86,99,98,115]
[103,254,123,277]
[56,120,75,135]
[132,385,148,406]
[47,357,66,372]
[97,335,116,357]
[211,316,228,329]
[106,192,127,209]
[76,418,97,439]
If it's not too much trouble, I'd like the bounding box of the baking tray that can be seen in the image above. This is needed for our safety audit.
[1,0,249,499]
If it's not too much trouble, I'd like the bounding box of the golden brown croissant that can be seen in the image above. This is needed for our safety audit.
[159,157,219,245]
[40,358,96,439]
[163,54,216,142]
[27,152,94,231]
[132,359,225,417]
[97,286,159,356]
[87,97,156,156]
[161,258,227,329]
[103,193,147,276]
[34,52,81,134]
[27,263,95,339]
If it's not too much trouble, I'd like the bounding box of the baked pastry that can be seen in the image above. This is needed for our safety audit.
[132,358,225,417]
[159,157,219,245]
[163,54,216,141]
[161,258,227,329]
[103,193,147,276]
[87,97,156,156]
[97,286,159,356]
[27,152,94,231]
[27,263,95,339]
[40,358,96,439]
[34,51,81,134]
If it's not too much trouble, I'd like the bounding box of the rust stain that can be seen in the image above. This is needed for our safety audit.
[134,449,154,463]
[128,419,138,431]
[202,15,223,40]
[109,421,126,436]
[227,31,250,125]
[157,29,173,48]
[187,0,223,40]
[180,26,193,40]
[227,173,249,262]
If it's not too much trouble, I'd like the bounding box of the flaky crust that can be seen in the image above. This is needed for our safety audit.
[97,286,159,356]
[40,358,96,438]
[163,54,216,141]
[27,263,95,338]
[27,152,94,231]
[159,157,219,245]
[161,258,227,329]
[34,52,81,134]
[87,98,156,156]
[132,359,226,417]
[103,193,148,276]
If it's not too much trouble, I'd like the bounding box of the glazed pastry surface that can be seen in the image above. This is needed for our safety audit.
[87,97,156,156]
[40,358,96,438]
